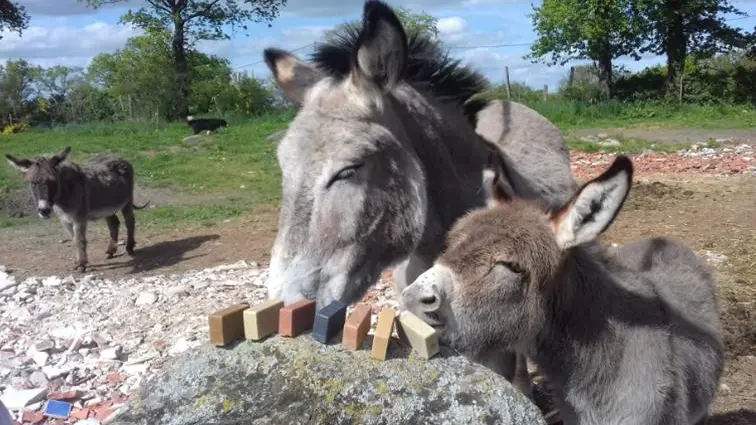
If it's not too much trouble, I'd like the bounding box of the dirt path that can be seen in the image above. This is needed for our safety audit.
[0,205,279,280]
[572,127,756,145]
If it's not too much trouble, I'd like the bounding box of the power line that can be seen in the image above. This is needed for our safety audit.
[232,42,313,70]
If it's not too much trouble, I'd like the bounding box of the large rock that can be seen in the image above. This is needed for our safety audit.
[112,334,545,425]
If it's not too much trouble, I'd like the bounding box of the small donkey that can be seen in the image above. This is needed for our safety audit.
[401,155,725,425]
[5,147,149,272]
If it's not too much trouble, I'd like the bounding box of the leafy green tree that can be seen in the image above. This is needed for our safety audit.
[0,0,29,39]
[0,59,41,125]
[527,0,646,99]
[393,7,439,38]
[636,0,754,97]
[87,29,177,119]
[79,0,288,119]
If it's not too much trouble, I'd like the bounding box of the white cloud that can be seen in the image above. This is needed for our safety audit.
[14,0,137,16]
[0,21,140,63]
[437,16,467,43]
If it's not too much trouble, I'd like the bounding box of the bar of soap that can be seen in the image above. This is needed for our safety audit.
[398,311,439,360]
[312,300,348,344]
[342,304,372,351]
[371,307,396,361]
[244,299,284,341]
[208,303,250,346]
[279,299,317,337]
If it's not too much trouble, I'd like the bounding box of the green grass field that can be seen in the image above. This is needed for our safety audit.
[0,111,292,230]
[1,101,753,230]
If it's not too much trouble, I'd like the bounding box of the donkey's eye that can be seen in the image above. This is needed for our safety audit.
[329,164,364,187]
[495,261,525,275]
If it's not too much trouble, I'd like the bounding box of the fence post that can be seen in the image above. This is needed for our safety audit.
[568,66,575,87]
[505,66,511,99]
[543,84,548,101]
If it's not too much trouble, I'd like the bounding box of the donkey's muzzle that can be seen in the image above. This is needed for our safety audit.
[38,207,52,218]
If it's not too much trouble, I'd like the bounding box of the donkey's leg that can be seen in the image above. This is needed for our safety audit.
[122,204,136,256]
[105,215,120,259]
[513,352,534,399]
[72,220,88,272]
[59,218,74,244]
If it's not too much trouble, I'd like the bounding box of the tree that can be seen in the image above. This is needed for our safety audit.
[527,0,645,99]
[79,0,288,120]
[393,6,439,39]
[0,0,29,39]
[0,59,41,126]
[636,0,755,97]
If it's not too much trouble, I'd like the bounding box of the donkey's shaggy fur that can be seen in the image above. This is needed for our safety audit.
[402,156,725,425]
[5,147,149,272]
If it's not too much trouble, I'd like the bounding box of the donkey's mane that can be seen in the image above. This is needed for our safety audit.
[310,22,491,123]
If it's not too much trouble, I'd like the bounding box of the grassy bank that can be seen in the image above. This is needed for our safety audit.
[1,101,752,230]
[0,112,291,230]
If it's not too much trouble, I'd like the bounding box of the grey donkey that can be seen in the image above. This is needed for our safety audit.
[5,146,150,272]
[262,0,576,396]
[401,155,725,425]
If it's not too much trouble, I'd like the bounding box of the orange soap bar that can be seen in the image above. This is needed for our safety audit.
[279,299,317,337]
[371,307,396,361]
[208,303,250,346]
[342,304,372,351]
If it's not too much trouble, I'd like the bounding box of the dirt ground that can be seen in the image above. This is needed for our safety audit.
[1,173,754,422]
[572,127,756,145]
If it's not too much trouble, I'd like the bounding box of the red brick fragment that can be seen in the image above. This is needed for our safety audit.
[47,390,81,401]
[94,405,119,422]
[69,408,90,420]
[21,411,44,425]
[152,339,169,352]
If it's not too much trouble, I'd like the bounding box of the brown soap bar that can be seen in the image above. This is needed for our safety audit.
[244,299,285,341]
[279,299,317,337]
[398,311,439,360]
[208,303,250,346]
[342,304,372,351]
[371,307,396,361]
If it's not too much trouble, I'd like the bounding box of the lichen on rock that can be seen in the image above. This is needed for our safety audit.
[110,334,545,425]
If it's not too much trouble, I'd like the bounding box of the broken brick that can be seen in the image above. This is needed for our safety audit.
[47,390,81,401]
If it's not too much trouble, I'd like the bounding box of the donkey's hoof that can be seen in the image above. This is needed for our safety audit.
[105,252,116,259]
[126,244,136,256]
[73,264,87,273]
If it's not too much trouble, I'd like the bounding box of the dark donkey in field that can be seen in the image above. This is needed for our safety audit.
[5,147,149,272]
[262,0,577,395]
[401,156,725,425]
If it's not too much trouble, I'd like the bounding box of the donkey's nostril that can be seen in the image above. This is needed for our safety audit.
[420,295,437,306]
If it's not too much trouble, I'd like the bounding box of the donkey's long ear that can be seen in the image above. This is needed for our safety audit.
[550,155,633,249]
[482,143,515,207]
[264,48,323,104]
[51,146,71,167]
[482,168,515,208]
[352,1,408,92]
[5,154,32,172]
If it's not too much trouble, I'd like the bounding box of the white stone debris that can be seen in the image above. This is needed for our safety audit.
[0,260,399,423]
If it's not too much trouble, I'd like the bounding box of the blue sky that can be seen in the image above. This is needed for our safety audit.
[2,0,755,91]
